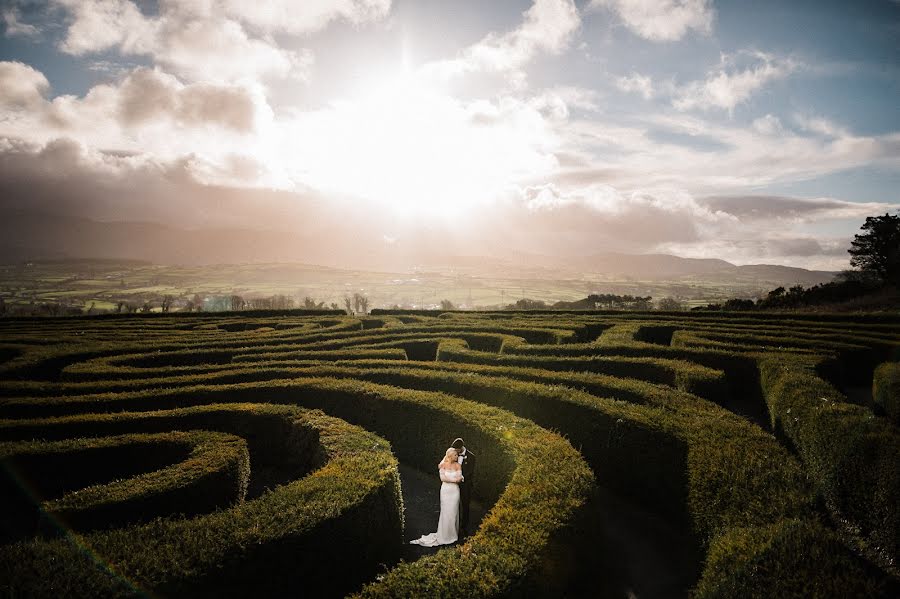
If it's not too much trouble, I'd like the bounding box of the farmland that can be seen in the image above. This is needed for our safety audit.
[0,258,837,315]
[0,310,898,597]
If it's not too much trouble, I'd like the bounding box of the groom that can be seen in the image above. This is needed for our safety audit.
[451,437,475,537]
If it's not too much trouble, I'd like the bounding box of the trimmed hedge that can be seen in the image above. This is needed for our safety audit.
[873,362,900,424]
[3,311,899,596]
[1,431,249,538]
[0,405,404,598]
[49,360,888,596]
[0,378,594,598]
[437,343,729,401]
[758,354,900,570]
[695,518,891,598]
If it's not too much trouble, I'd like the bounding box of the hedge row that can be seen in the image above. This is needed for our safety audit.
[52,346,407,383]
[0,318,368,380]
[71,361,889,597]
[1,378,594,598]
[758,354,900,571]
[0,403,404,598]
[873,362,900,425]
[308,361,894,597]
[436,343,729,401]
[1,431,249,539]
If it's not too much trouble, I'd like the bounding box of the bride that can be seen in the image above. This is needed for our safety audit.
[410,448,464,546]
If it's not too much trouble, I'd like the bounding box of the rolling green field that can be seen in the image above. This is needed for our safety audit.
[0,259,798,315]
[1,310,898,597]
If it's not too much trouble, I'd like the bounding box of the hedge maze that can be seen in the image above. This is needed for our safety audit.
[0,310,898,597]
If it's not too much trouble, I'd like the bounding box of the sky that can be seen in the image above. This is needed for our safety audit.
[0,0,898,270]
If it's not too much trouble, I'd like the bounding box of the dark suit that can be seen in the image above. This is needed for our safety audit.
[457,447,476,534]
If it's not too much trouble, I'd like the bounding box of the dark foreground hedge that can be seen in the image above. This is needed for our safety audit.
[873,362,900,424]
[1,431,249,539]
[1,378,594,598]
[0,404,403,598]
[759,354,900,571]
[203,362,895,598]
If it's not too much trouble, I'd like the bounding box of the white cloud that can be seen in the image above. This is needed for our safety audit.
[52,0,372,82]
[529,86,601,120]
[2,7,40,37]
[155,16,309,82]
[0,62,279,190]
[549,109,900,198]
[425,0,580,86]
[592,0,714,42]
[220,0,392,35]
[673,52,798,112]
[114,67,265,132]
[793,114,850,139]
[698,195,896,223]
[615,73,654,99]
[0,61,50,109]
[751,114,783,136]
[56,0,157,55]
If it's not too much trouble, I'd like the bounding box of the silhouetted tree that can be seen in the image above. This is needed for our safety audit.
[507,298,547,310]
[724,298,755,310]
[344,296,353,314]
[849,213,900,285]
[161,295,173,313]
[230,295,244,311]
[353,293,369,314]
[656,297,684,311]
[440,299,455,310]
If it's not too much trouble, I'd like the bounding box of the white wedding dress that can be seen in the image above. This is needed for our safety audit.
[410,466,462,546]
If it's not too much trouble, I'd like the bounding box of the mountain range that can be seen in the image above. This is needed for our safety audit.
[0,212,837,288]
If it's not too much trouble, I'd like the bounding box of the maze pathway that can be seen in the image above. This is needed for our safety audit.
[1,311,898,598]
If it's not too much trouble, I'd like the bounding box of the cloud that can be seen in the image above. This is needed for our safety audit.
[0,61,50,110]
[56,0,157,55]
[591,0,714,42]
[154,16,308,83]
[615,73,654,99]
[425,0,580,86]
[0,136,306,227]
[673,52,798,112]
[3,63,270,135]
[115,68,262,132]
[698,195,896,222]
[751,114,783,136]
[52,0,328,82]
[219,0,392,35]
[512,183,729,247]
[2,7,40,37]
[528,86,601,120]
[0,62,281,191]
[792,114,850,139]
[550,109,900,197]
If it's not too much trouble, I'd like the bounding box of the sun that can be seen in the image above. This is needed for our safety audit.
[287,64,558,222]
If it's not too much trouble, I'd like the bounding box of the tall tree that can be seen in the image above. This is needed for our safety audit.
[849,213,900,285]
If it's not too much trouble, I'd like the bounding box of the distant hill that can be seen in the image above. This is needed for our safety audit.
[0,212,836,289]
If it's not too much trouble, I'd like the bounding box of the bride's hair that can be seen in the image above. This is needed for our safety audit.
[440,447,459,467]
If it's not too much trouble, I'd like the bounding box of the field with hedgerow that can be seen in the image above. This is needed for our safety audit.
[1,309,899,598]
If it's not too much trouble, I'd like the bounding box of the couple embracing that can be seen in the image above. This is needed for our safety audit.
[410,437,476,547]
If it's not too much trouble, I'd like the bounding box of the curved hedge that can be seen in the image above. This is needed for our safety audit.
[0,378,594,598]
[1,431,249,537]
[759,354,900,571]
[0,404,403,598]
[2,311,899,596]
